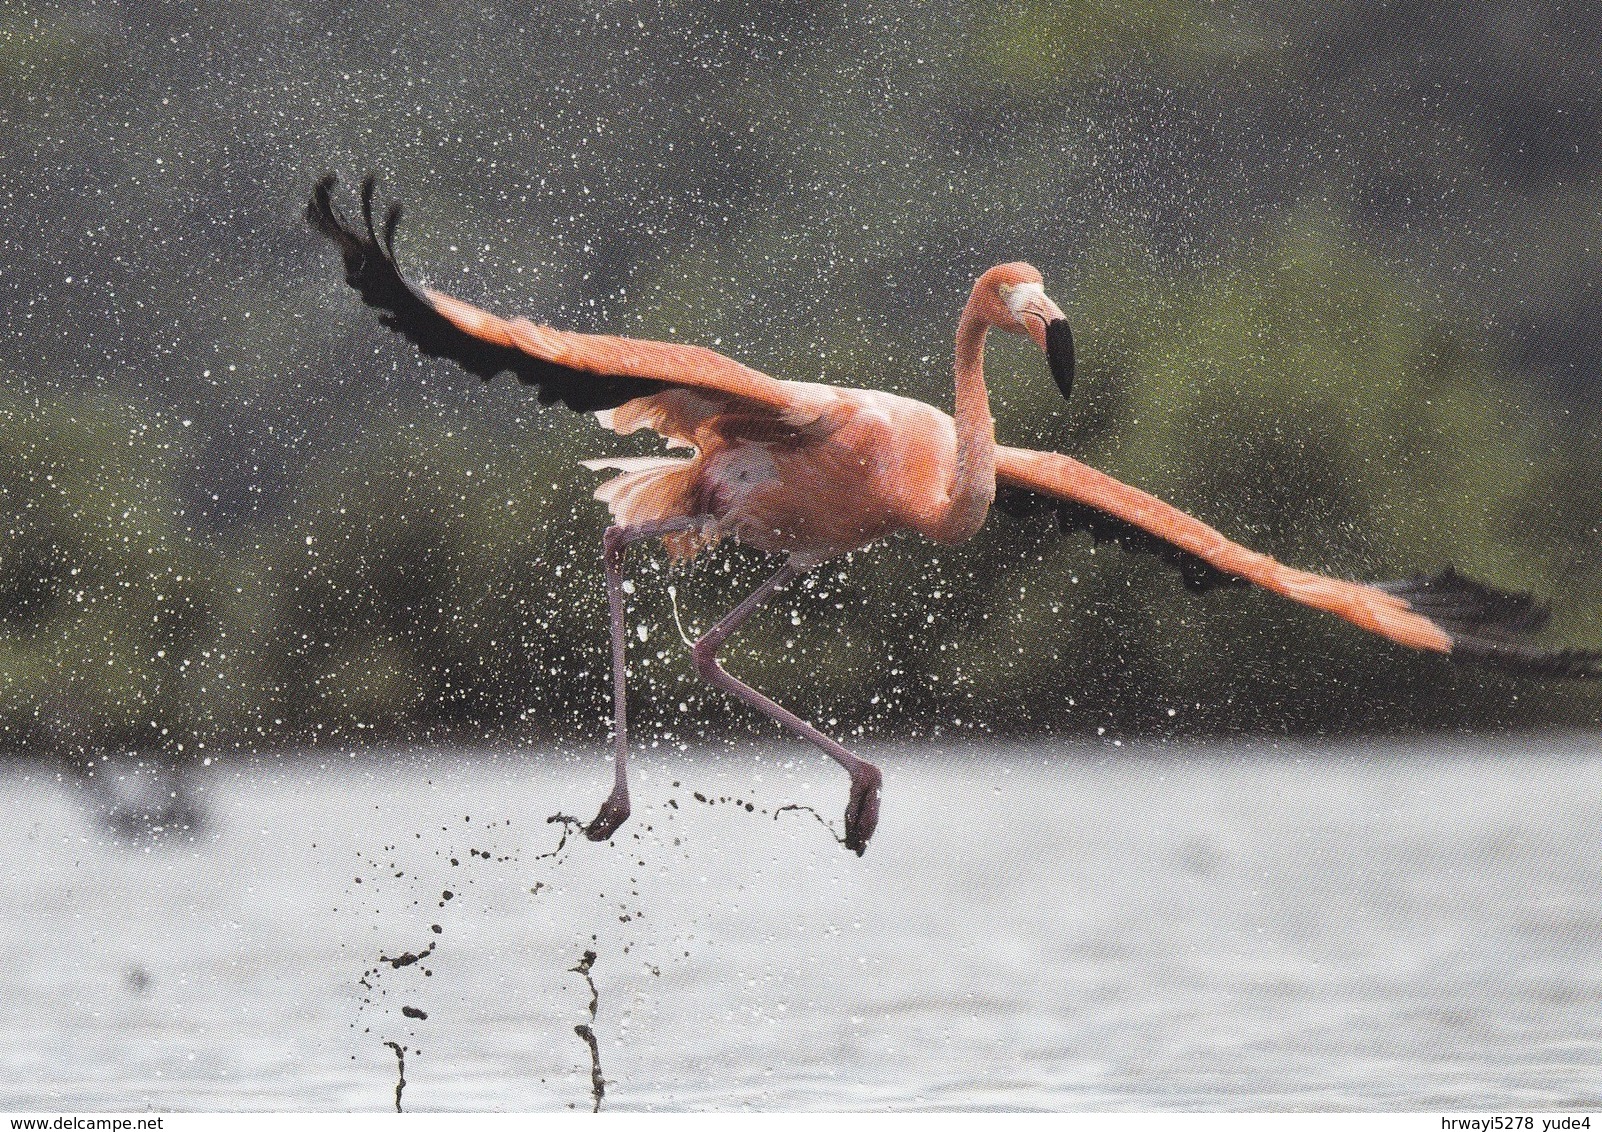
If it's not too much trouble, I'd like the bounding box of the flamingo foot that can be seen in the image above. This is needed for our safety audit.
[585,788,630,843]
[842,764,882,856]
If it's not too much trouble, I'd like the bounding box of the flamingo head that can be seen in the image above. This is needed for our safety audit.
[975,262,1076,402]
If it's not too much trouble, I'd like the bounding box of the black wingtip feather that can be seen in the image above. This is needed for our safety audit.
[383,201,402,256]
[1381,567,1601,678]
[994,484,1246,593]
[306,173,664,413]
[359,173,378,235]
[306,173,355,261]
[1450,638,1602,679]
[1379,567,1550,639]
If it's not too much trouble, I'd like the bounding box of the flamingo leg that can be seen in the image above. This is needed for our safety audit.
[690,559,884,856]
[586,518,707,842]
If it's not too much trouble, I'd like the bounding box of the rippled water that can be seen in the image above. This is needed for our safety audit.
[5,736,1602,1111]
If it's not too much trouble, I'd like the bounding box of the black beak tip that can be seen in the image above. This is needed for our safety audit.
[1045,318,1075,404]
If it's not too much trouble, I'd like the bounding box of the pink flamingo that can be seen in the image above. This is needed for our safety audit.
[309,175,1599,855]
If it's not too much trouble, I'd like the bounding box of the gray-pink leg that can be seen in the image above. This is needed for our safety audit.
[690,559,884,856]
[587,519,705,843]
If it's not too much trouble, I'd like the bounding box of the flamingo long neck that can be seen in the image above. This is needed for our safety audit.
[926,303,997,543]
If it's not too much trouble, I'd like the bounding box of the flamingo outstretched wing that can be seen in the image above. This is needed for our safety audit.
[995,478,1246,593]
[995,444,1601,677]
[307,175,828,424]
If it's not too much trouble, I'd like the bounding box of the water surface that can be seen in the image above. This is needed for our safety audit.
[5,736,1602,1111]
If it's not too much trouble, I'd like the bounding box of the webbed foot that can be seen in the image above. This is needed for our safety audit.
[585,788,630,842]
[842,764,882,856]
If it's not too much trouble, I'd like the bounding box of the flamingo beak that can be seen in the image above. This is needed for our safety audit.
[1016,290,1067,353]
[1043,317,1075,403]
[1006,286,1075,403]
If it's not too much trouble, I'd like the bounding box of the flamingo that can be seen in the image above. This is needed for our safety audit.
[308,174,1600,855]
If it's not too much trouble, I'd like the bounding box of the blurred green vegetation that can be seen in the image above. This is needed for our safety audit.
[0,389,225,756]
[1,0,1598,759]
[970,0,1276,91]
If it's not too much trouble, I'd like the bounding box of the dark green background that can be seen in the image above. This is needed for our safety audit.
[3,1,1598,761]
